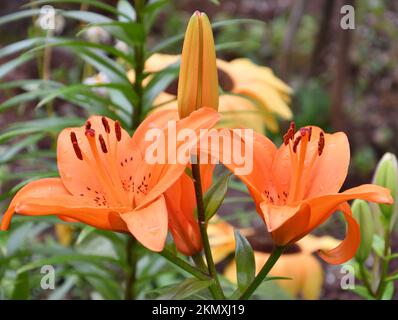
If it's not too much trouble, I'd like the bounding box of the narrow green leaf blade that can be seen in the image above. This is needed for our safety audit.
[234,230,255,292]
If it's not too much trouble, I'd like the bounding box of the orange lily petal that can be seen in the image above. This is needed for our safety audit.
[317,202,360,264]
[135,108,220,209]
[305,184,393,234]
[165,163,213,255]
[1,178,66,230]
[260,201,311,246]
[132,108,179,156]
[120,195,168,252]
[57,115,137,206]
[0,178,128,232]
[271,127,350,199]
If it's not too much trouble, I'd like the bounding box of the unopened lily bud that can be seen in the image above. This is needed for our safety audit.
[177,11,219,118]
[352,200,374,262]
[373,152,397,222]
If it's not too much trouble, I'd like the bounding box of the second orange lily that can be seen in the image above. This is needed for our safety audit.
[217,123,393,264]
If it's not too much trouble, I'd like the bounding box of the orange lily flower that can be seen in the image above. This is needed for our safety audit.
[217,124,393,264]
[0,108,220,252]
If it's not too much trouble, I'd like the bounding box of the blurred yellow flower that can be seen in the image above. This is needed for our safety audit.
[208,217,339,300]
[128,53,293,133]
[55,224,73,247]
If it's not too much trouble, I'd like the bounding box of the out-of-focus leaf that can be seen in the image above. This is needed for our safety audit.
[0,117,84,143]
[75,226,96,245]
[351,285,375,300]
[144,0,169,15]
[204,172,231,221]
[117,0,136,21]
[7,222,49,256]
[0,54,34,79]
[26,39,134,65]
[77,21,145,45]
[17,254,120,274]
[0,133,44,164]
[11,271,30,300]
[25,0,131,21]
[155,278,213,300]
[234,230,255,292]
[0,38,45,59]
[372,234,385,257]
[143,64,179,111]
[150,18,263,54]
[47,275,77,300]
[381,282,394,300]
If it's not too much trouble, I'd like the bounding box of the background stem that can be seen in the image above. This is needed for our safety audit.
[132,0,145,129]
[124,237,137,300]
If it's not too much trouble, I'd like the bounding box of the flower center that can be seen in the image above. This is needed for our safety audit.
[276,122,325,205]
[70,119,129,207]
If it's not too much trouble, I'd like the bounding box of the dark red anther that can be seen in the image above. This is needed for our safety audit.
[292,135,302,153]
[101,117,110,134]
[283,121,295,145]
[115,121,122,141]
[85,121,92,131]
[99,134,108,153]
[318,132,325,156]
[308,127,312,141]
[85,128,95,138]
[70,131,83,160]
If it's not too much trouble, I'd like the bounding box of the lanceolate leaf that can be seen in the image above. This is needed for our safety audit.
[234,230,255,293]
[204,172,232,221]
[155,278,213,300]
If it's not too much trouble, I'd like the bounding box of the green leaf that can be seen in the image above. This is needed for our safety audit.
[143,64,179,111]
[77,21,145,45]
[26,38,134,65]
[150,18,263,54]
[0,133,44,164]
[0,54,34,79]
[204,172,231,221]
[264,276,292,282]
[385,273,398,282]
[155,278,213,300]
[0,88,55,112]
[0,38,45,59]
[17,254,120,274]
[0,117,84,143]
[381,281,394,300]
[75,226,96,245]
[26,0,132,21]
[351,285,375,300]
[11,271,30,300]
[372,234,385,257]
[117,0,136,21]
[234,230,255,292]
[0,9,41,26]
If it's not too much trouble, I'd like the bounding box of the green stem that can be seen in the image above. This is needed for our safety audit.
[191,163,225,300]
[359,263,374,297]
[132,0,145,129]
[239,246,285,300]
[123,1,146,300]
[124,237,137,300]
[191,252,221,299]
[160,249,210,281]
[376,229,391,299]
